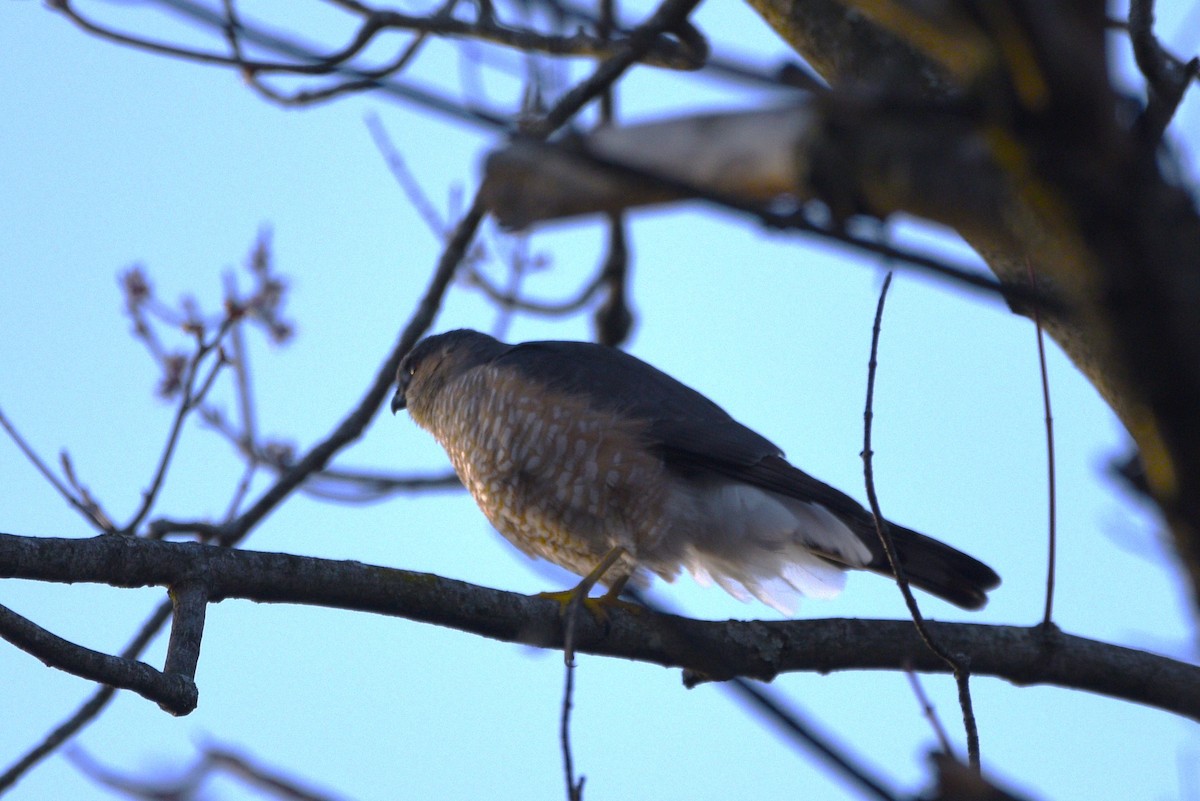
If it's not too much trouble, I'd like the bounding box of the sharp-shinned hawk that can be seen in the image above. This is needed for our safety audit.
[392,329,999,613]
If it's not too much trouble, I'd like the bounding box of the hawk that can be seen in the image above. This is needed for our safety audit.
[392,329,999,613]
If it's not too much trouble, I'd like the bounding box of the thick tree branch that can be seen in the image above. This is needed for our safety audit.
[746,0,959,95]
[741,0,1200,607]
[1,531,1196,721]
[482,109,1059,312]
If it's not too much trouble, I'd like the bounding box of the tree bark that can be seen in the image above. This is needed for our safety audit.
[743,0,1200,605]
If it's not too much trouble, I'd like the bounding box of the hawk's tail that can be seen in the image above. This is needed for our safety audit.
[859,522,1000,610]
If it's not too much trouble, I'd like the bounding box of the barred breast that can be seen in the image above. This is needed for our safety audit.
[417,364,672,584]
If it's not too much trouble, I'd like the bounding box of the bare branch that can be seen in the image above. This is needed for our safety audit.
[860,272,980,767]
[559,648,584,801]
[1128,0,1200,146]
[723,677,902,801]
[0,407,113,532]
[69,742,348,801]
[222,0,436,107]
[526,0,709,137]
[482,125,1065,315]
[629,587,903,801]
[46,0,705,87]
[0,600,195,715]
[218,196,485,545]
[905,669,954,757]
[2,531,1198,722]
[1026,260,1058,627]
[163,581,208,684]
[122,318,235,535]
[0,600,174,792]
[464,263,607,316]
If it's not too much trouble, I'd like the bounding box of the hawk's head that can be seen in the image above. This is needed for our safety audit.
[392,329,505,417]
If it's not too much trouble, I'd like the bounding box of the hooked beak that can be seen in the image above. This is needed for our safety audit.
[393,357,418,415]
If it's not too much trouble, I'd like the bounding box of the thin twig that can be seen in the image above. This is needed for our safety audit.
[222,458,260,521]
[195,401,463,502]
[220,269,264,520]
[559,651,584,801]
[365,112,452,237]
[0,407,115,532]
[56,1,1057,314]
[69,742,346,801]
[904,667,955,756]
[547,0,825,91]
[464,266,607,315]
[57,452,117,532]
[553,544,631,799]
[527,0,708,137]
[122,319,235,535]
[48,0,703,78]
[860,272,981,768]
[725,678,902,801]
[616,587,904,801]
[286,470,463,503]
[156,0,514,128]
[224,271,257,456]
[224,0,435,106]
[1026,261,1057,627]
[221,195,486,544]
[206,745,346,801]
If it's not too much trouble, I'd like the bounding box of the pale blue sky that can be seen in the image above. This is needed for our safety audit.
[2,1,1198,799]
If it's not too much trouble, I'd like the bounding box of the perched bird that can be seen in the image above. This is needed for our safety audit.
[392,329,999,613]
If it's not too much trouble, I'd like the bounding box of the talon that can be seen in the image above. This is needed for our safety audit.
[535,546,641,624]
[536,588,616,624]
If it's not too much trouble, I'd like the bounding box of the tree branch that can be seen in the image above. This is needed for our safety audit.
[1,531,1196,721]
[1128,0,1200,147]
[216,195,484,545]
[740,0,1200,609]
[47,0,705,77]
[0,601,174,792]
[0,601,196,715]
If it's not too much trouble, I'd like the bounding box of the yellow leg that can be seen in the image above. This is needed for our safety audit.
[537,546,642,666]
[536,546,640,621]
[600,572,632,603]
